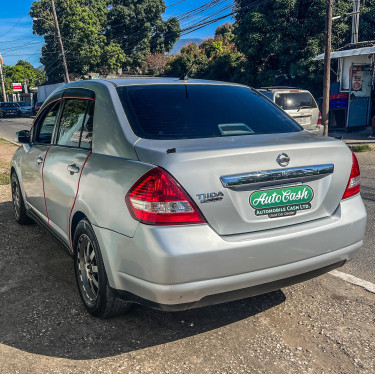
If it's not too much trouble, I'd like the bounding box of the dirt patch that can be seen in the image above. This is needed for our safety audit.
[0,138,18,185]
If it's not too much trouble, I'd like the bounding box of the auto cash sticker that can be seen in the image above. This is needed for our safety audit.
[249,185,313,218]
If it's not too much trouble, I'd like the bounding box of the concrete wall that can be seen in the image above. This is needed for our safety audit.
[37,82,65,102]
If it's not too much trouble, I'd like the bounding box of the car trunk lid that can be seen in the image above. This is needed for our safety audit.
[134,132,352,235]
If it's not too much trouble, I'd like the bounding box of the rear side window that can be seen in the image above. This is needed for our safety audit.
[56,99,93,148]
[80,101,94,149]
[275,92,317,111]
[34,102,61,144]
[117,85,301,140]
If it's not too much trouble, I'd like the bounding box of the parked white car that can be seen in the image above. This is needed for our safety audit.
[259,87,324,135]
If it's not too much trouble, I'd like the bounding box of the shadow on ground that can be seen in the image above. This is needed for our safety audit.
[0,200,285,360]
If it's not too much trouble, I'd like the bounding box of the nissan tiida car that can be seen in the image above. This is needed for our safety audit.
[11,79,367,318]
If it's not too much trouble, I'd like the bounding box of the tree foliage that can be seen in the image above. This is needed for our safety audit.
[234,0,375,95]
[2,60,45,97]
[30,0,180,83]
[164,23,245,82]
[107,0,180,72]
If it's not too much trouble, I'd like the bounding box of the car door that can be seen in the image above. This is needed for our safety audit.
[20,100,62,223]
[43,94,94,246]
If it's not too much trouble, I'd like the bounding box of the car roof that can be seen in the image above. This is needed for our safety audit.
[48,78,251,103]
[107,77,247,87]
[70,77,247,88]
[259,87,311,93]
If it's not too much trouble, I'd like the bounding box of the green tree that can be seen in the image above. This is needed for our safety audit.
[106,0,180,72]
[164,25,245,82]
[234,0,375,95]
[2,60,45,97]
[30,0,180,82]
[30,0,126,83]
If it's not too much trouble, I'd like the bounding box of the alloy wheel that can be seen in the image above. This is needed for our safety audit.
[77,233,99,303]
[11,175,21,220]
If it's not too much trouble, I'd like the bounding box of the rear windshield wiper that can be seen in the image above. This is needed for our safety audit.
[297,106,314,112]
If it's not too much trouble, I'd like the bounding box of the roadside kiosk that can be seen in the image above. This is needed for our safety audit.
[314,41,375,131]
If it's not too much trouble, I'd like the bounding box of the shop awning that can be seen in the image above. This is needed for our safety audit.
[314,45,375,60]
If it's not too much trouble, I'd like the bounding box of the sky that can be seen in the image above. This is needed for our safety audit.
[0,0,233,68]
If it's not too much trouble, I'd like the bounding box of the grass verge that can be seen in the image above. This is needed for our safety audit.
[349,144,373,153]
[0,138,14,146]
[0,158,10,185]
[0,137,13,185]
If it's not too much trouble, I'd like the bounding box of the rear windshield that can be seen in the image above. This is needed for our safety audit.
[275,92,317,111]
[117,85,301,140]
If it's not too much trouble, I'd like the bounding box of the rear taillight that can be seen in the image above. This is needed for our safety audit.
[342,152,360,200]
[126,167,205,225]
[317,112,322,125]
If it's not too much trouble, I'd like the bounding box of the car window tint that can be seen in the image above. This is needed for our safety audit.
[35,102,61,144]
[79,101,94,149]
[117,85,301,140]
[56,99,88,147]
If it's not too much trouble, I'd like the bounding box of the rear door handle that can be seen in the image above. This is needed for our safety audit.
[67,163,80,174]
[37,156,44,165]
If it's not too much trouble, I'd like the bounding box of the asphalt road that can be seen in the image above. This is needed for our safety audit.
[0,116,33,143]
[343,151,375,283]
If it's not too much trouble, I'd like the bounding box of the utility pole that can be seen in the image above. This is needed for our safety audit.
[24,79,28,95]
[50,0,70,83]
[0,53,7,102]
[351,0,360,43]
[322,0,333,136]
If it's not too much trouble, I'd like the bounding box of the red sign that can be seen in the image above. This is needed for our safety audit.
[330,93,349,100]
[12,83,22,92]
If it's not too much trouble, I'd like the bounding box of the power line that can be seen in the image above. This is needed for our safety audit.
[166,0,188,7]
[0,13,30,38]
[0,36,43,44]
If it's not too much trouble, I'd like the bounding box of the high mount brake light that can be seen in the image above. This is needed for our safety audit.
[342,152,360,200]
[126,168,206,225]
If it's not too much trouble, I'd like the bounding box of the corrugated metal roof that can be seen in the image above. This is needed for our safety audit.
[314,45,375,60]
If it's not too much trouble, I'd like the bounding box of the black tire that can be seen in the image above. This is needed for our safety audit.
[73,219,132,318]
[11,173,34,225]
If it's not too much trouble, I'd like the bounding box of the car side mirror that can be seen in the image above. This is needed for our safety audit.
[15,130,31,144]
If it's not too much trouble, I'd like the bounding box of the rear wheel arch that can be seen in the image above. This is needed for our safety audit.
[71,211,87,250]
[73,217,132,318]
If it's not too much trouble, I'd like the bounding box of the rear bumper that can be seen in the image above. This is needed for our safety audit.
[93,194,366,307]
[112,259,347,311]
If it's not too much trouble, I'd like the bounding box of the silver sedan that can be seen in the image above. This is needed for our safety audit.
[10,78,367,318]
